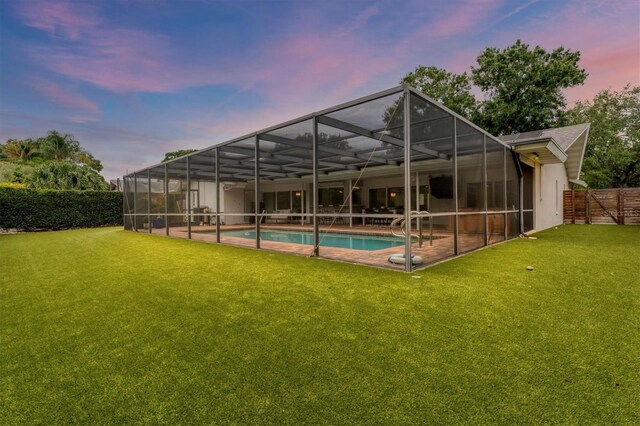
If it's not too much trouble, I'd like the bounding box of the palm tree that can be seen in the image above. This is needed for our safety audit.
[39,131,78,161]
[38,131,103,171]
[2,139,39,161]
[27,161,108,190]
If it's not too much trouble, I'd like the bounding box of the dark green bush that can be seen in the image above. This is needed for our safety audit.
[0,187,122,230]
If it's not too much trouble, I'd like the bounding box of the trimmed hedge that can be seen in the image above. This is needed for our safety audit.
[0,187,122,230]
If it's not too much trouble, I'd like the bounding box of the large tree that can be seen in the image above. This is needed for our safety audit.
[403,40,587,136]
[566,85,640,188]
[1,139,39,161]
[39,131,103,172]
[472,40,587,135]
[1,131,106,188]
[402,66,477,118]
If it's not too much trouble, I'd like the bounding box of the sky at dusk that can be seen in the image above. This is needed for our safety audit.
[1,0,638,180]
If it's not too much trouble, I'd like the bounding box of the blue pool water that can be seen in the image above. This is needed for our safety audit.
[221,229,406,251]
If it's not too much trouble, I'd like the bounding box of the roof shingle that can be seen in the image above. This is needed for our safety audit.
[498,123,590,151]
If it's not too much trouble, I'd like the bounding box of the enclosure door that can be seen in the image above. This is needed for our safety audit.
[522,164,534,232]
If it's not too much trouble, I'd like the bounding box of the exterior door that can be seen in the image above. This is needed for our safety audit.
[522,164,534,232]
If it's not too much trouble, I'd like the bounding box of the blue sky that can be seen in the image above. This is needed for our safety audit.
[1,0,638,180]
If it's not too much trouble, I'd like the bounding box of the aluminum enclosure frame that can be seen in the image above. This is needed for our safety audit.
[124,85,521,272]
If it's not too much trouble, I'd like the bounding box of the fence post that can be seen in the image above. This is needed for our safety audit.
[586,189,590,224]
[620,188,625,225]
[571,189,575,224]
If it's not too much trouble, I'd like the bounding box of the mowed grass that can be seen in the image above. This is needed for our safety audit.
[1,225,639,424]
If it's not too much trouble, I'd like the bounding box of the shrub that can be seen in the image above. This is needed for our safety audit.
[0,187,122,230]
[26,161,108,190]
[0,182,26,189]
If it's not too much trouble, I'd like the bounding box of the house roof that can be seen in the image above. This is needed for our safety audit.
[499,123,591,184]
[498,123,590,152]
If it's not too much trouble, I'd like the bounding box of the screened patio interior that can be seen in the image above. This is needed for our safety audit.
[124,86,521,271]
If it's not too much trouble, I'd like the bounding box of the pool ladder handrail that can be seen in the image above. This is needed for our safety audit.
[258,210,267,225]
[390,211,433,248]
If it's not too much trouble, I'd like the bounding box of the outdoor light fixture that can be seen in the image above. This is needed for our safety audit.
[390,191,397,198]
[295,192,301,197]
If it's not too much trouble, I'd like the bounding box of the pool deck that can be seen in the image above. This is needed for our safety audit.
[143,224,505,270]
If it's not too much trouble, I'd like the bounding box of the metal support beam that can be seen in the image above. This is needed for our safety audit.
[133,173,137,232]
[255,135,260,249]
[453,118,459,255]
[317,115,449,160]
[259,132,397,166]
[349,178,353,228]
[122,175,127,230]
[415,172,421,246]
[186,156,191,239]
[504,147,508,240]
[483,135,488,246]
[215,148,221,243]
[403,90,412,272]
[512,150,525,235]
[312,116,319,257]
[147,169,151,234]
[219,165,293,178]
[164,164,169,236]
[301,182,305,225]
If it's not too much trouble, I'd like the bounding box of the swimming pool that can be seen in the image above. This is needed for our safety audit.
[220,229,406,251]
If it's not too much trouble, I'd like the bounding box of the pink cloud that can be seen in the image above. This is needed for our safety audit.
[18,0,226,93]
[405,0,503,41]
[32,78,100,115]
[16,0,99,40]
[565,38,640,102]
[17,0,504,104]
[252,32,395,104]
[426,0,501,38]
[346,5,381,33]
[517,0,640,103]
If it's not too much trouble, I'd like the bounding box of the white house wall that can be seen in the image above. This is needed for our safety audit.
[534,163,568,230]
[222,188,245,224]
[195,164,518,226]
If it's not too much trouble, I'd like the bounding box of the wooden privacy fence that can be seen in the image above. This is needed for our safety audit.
[563,188,640,225]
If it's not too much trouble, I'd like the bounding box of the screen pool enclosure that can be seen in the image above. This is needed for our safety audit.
[124,85,522,272]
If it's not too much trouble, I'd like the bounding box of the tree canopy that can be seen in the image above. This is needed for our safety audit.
[402,40,587,136]
[400,41,640,189]
[2,139,39,162]
[27,161,108,191]
[472,40,587,135]
[0,131,107,190]
[566,85,640,188]
[162,149,198,162]
[402,66,477,118]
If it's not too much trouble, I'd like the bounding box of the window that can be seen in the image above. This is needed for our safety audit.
[387,187,404,208]
[466,183,483,209]
[487,181,505,210]
[263,192,276,212]
[277,191,291,210]
[351,186,362,205]
[292,190,304,213]
[319,187,344,206]
[263,191,300,211]
[369,188,386,208]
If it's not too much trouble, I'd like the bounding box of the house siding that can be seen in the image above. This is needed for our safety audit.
[535,163,569,231]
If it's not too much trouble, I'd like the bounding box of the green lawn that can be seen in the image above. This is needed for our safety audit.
[1,225,639,424]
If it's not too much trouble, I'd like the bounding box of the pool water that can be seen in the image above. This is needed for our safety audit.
[221,229,406,251]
